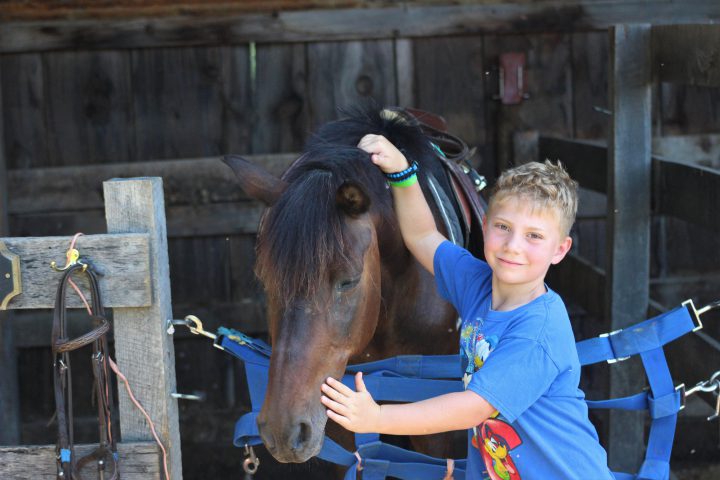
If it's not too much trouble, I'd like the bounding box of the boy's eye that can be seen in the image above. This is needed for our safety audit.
[495,223,509,231]
[528,233,543,240]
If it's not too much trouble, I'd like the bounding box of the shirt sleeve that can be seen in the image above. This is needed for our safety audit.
[433,241,491,315]
[466,336,559,423]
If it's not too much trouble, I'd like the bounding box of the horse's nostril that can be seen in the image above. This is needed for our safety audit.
[291,421,312,451]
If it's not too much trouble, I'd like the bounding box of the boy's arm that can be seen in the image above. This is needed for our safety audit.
[321,373,495,435]
[358,134,446,274]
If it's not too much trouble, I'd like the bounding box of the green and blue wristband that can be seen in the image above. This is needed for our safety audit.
[385,161,419,188]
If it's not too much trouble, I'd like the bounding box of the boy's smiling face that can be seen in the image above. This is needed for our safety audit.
[482,197,572,293]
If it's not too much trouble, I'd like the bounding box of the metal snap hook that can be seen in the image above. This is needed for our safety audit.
[242,444,260,475]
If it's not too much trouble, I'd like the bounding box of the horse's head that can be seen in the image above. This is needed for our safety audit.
[224,148,395,462]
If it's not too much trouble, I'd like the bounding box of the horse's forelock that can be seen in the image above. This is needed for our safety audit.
[255,167,361,306]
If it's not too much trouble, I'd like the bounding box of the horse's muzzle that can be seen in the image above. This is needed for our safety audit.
[257,412,323,463]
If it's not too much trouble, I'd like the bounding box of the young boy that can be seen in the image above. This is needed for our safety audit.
[320,134,613,479]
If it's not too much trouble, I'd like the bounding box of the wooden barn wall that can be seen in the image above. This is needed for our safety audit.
[3,30,720,477]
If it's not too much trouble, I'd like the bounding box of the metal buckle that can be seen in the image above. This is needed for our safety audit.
[682,299,703,332]
[599,329,630,364]
[676,383,686,410]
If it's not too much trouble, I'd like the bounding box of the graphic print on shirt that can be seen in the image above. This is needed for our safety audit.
[460,320,523,480]
[460,321,498,374]
[473,418,523,480]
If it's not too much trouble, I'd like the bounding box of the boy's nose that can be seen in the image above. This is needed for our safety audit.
[504,232,523,252]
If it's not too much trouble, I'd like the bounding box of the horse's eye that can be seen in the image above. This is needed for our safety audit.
[336,278,360,292]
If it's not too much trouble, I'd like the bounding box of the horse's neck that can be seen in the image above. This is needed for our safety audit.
[368,254,458,358]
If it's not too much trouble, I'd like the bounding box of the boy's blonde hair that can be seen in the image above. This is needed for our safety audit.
[489,160,578,236]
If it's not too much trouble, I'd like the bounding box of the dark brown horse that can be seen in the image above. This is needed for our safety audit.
[224,106,484,466]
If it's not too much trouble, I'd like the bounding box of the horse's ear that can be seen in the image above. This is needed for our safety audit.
[336,181,371,217]
[222,154,287,206]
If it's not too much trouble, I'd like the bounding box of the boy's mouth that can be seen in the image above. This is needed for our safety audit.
[498,257,523,266]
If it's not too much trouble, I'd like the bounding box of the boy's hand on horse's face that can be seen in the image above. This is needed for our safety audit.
[357,134,409,174]
[321,372,381,433]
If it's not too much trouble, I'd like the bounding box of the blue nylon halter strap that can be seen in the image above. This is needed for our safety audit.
[222,303,700,480]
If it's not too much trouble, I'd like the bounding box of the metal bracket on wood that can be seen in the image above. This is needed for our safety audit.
[0,240,21,310]
[492,52,530,105]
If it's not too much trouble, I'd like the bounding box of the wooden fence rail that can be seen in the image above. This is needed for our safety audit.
[0,177,182,479]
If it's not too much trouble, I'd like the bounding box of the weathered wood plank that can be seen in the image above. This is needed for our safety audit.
[653,24,720,87]
[221,45,252,156]
[307,39,397,127]
[547,252,606,323]
[44,50,134,167]
[0,60,21,445]
[658,82,720,136]
[10,202,266,239]
[413,35,486,151]
[653,134,720,170]
[0,233,151,309]
[654,158,720,232]
[103,178,182,479]
[252,43,309,154]
[571,31,609,139]
[394,39,414,109]
[2,2,720,53]
[605,24,652,472]
[538,136,607,193]
[0,441,160,479]
[6,154,297,215]
[131,46,228,160]
[484,33,574,174]
[10,298,267,348]
[0,53,47,170]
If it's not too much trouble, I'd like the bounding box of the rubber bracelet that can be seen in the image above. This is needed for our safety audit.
[388,173,418,188]
[384,161,419,181]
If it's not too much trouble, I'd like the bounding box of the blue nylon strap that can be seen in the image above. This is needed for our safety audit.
[586,390,681,420]
[233,411,263,447]
[613,472,636,480]
[346,354,464,379]
[636,347,677,480]
[342,374,463,402]
[222,302,692,480]
[576,306,694,365]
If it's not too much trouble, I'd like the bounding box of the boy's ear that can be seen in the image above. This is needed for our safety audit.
[551,236,573,265]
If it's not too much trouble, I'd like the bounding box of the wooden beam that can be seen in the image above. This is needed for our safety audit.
[2,2,720,53]
[0,234,151,309]
[0,441,161,479]
[0,57,20,445]
[104,178,182,480]
[10,299,268,348]
[653,24,720,87]
[10,202,266,238]
[6,154,296,215]
[547,252,606,322]
[605,24,652,472]
[654,158,720,232]
[538,136,607,193]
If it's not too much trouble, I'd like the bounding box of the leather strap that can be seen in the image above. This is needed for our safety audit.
[52,263,119,479]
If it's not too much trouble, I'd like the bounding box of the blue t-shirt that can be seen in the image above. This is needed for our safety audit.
[434,241,613,480]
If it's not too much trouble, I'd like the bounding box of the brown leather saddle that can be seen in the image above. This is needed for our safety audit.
[389,107,488,255]
[52,263,119,479]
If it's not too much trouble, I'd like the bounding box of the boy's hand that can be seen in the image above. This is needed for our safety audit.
[321,372,381,433]
[357,134,409,174]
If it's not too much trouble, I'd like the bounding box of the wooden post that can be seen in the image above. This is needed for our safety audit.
[605,24,651,472]
[0,62,21,445]
[104,178,183,479]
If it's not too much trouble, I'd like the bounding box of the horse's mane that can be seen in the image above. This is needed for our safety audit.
[255,105,441,305]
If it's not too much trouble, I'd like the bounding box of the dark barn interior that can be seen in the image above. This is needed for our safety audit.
[0,1,719,479]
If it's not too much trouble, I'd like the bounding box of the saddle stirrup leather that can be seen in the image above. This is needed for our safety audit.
[52,263,120,479]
